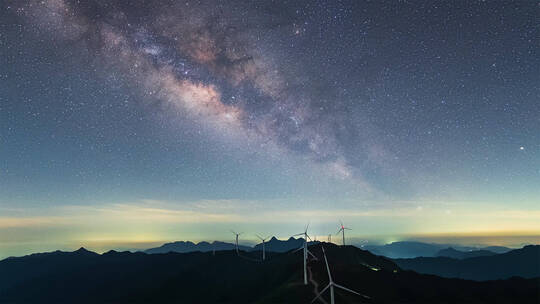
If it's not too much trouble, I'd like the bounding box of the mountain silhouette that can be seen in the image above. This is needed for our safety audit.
[364,241,449,258]
[435,247,497,259]
[144,240,252,254]
[394,245,540,281]
[364,241,511,258]
[0,243,537,303]
[144,237,313,254]
[253,236,308,252]
[481,245,513,254]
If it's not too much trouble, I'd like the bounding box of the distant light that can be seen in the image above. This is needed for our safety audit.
[520,146,525,150]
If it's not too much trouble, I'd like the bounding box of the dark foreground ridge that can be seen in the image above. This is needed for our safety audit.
[0,243,538,303]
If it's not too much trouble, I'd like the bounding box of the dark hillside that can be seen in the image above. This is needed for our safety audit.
[0,243,537,303]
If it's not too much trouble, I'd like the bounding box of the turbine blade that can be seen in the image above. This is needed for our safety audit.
[292,233,304,237]
[336,228,343,235]
[345,227,352,230]
[306,234,313,241]
[256,234,263,240]
[333,283,370,299]
[307,249,318,260]
[321,246,333,282]
[292,246,303,253]
[311,284,331,303]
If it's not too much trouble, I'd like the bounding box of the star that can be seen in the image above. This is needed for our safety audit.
[2,0,539,258]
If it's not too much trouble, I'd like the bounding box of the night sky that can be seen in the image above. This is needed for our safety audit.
[1,0,539,257]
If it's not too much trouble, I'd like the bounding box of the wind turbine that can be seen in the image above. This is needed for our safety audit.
[256,234,270,261]
[328,234,332,243]
[336,220,351,246]
[230,230,242,255]
[312,245,370,304]
[292,224,317,285]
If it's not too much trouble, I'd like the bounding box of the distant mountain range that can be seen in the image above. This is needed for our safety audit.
[144,236,311,254]
[253,236,307,252]
[363,241,512,258]
[435,247,497,259]
[143,239,515,259]
[0,243,537,303]
[144,240,253,254]
[394,245,540,281]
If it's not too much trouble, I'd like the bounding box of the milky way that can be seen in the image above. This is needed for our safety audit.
[11,0,376,184]
[4,0,540,195]
[1,1,539,255]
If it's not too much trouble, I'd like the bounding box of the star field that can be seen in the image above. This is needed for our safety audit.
[0,0,539,256]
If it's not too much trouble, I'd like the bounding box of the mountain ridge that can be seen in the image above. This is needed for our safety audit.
[143,236,315,254]
[394,244,540,281]
[363,241,512,258]
[0,243,537,303]
[435,247,497,259]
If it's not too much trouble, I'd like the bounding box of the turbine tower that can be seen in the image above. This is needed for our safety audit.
[311,245,370,304]
[292,224,317,285]
[328,234,332,243]
[256,234,270,261]
[230,230,242,255]
[336,220,351,246]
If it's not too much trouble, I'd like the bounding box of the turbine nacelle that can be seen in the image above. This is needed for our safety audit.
[291,223,317,285]
[230,230,243,255]
[336,220,351,246]
[256,234,271,261]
